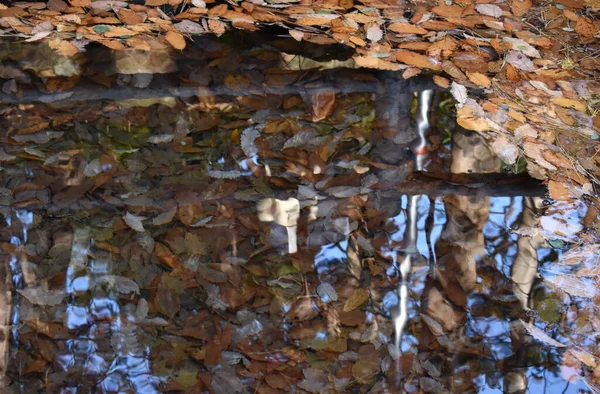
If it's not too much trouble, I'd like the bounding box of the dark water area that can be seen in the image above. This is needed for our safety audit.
[0,40,598,394]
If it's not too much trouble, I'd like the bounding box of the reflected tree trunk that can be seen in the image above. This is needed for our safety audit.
[0,253,11,388]
[511,197,545,310]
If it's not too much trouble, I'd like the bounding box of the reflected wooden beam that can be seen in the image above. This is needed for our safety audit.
[0,73,438,105]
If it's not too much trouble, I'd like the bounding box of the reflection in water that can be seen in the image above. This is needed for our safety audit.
[0,80,593,393]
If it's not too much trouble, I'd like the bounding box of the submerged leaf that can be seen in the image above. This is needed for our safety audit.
[18,287,66,306]
[124,212,145,232]
[520,320,566,348]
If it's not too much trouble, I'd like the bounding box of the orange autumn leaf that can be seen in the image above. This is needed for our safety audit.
[575,17,598,37]
[510,0,532,16]
[395,50,441,70]
[402,67,421,79]
[433,75,450,88]
[296,16,337,26]
[354,56,401,71]
[466,72,491,88]
[387,22,427,34]
[166,30,186,50]
[208,19,227,35]
[118,8,145,25]
[548,180,571,201]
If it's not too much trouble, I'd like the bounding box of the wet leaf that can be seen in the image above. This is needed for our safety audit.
[520,320,566,348]
[18,287,66,306]
[96,275,140,294]
[544,274,599,298]
[312,92,336,122]
[343,288,369,312]
[124,212,146,232]
[317,282,338,303]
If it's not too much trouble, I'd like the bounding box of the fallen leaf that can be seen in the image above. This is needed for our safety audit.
[476,4,503,18]
[124,212,146,232]
[48,39,79,57]
[343,288,369,312]
[548,180,571,201]
[317,282,338,303]
[312,92,336,122]
[521,320,566,347]
[166,30,186,50]
[466,72,491,88]
[395,50,441,70]
[505,50,535,72]
[366,25,383,42]
[18,287,66,306]
[433,75,450,88]
[510,0,532,16]
[552,97,587,112]
[575,17,597,37]
[388,23,427,34]
[402,67,421,79]
[450,82,468,104]
[544,274,598,298]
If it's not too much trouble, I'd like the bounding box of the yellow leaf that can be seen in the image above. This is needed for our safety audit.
[552,97,587,112]
[165,30,186,50]
[466,72,491,88]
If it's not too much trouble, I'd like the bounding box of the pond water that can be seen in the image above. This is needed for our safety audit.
[0,40,598,394]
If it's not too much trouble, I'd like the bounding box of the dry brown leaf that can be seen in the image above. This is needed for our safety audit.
[166,30,186,50]
[387,23,427,34]
[548,180,571,201]
[466,72,491,88]
[431,4,464,17]
[209,19,226,35]
[208,3,228,17]
[427,36,458,58]
[343,288,369,312]
[433,75,450,88]
[510,0,532,16]
[104,27,139,38]
[402,67,421,79]
[575,17,597,37]
[395,50,441,70]
[457,105,489,131]
[354,56,400,71]
[119,9,145,25]
[296,16,337,26]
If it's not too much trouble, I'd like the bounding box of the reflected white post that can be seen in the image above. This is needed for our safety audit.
[412,90,435,172]
[394,194,420,350]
